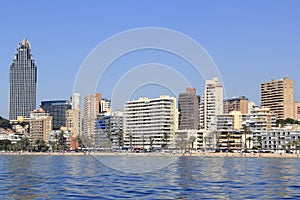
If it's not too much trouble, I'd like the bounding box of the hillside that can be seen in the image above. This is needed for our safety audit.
[0,116,12,129]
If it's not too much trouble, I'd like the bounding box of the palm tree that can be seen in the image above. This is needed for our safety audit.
[295,140,300,154]
[129,133,133,152]
[243,127,251,152]
[149,136,154,152]
[162,132,168,149]
[117,131,123,149]
[189,136,196,152]
[226,132,231,151]
[257,136,262,150]
[284,141,292,153]
[35,139,47,152]
[18,137,31,151]
[247,137,253,150]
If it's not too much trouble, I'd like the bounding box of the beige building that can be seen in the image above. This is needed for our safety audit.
[224,96,248,114]
[66,109,82,137]
[217,111,243,130]
[261,77,294,120]
[83,93,101,137]
[29,109,52,143]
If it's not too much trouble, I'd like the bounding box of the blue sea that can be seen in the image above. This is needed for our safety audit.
[0,155,300,199]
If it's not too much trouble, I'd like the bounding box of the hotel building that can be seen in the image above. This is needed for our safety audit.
[123,96,177,149]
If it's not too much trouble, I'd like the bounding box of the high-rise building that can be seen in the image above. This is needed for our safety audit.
[9,38,37,120]
[66,109,82,136]
[40,100,71,129]
[71,93,81,110]
[123,96,177,149]
[200,77,224,130]
[178,88,200,130]
[224,96,249,114]
[66,93,82,137]
[261,77,294,120]
[83,93,101,137]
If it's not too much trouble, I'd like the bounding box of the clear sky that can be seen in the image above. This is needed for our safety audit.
[0,0,299,118]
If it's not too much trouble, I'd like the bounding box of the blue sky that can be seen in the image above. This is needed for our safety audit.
[0,1,299,118]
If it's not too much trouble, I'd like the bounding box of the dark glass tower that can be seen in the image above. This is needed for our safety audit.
[40,100,71,129]
[9,38,37,120]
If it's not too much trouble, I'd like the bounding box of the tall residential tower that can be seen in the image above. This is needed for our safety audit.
[200,77,224,130]
[178,88,200,130]
[9,38,37,120]
[261,77,294,120]
[83,93,101,137]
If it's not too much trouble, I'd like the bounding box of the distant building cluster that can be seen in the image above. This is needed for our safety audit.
[1,39,300,153]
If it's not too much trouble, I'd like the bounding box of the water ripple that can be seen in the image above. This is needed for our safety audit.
[0,155,300,199]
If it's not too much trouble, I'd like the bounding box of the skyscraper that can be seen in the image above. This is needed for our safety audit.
[9,38,37,120]
[178,88,200,130]
[200,77,224,130]
[261,77,294,120]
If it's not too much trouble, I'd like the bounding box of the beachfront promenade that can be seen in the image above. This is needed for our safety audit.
[1,151,300,158]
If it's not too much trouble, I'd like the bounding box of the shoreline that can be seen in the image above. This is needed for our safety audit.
[1,151,300,158]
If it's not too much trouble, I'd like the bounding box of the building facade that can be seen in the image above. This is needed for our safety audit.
[200,77,224,130]
[123,96,177,150]
[71,93,81,110]
[261,127,300,152]
[9,38,37,120]
[40,100,71,129]
[66,109,82,137]
[83,93,101,137]
[224,96,249,114]
[66,93,82,137]
[261,77,294,120]
[295,101,300,121]
[29,109,52,143]
[101,99,111,113]
[178,88,200,130]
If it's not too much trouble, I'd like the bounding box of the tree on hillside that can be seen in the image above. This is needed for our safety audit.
[277,118,300,127]
[0,116,12,130]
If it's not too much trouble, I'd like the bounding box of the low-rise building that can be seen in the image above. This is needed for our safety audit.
[29,109,52,144]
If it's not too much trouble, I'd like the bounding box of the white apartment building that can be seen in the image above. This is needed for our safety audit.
[200,77,224,131]
[101,99,111,113]
[261,126,300,152]
[123,96,177,150]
